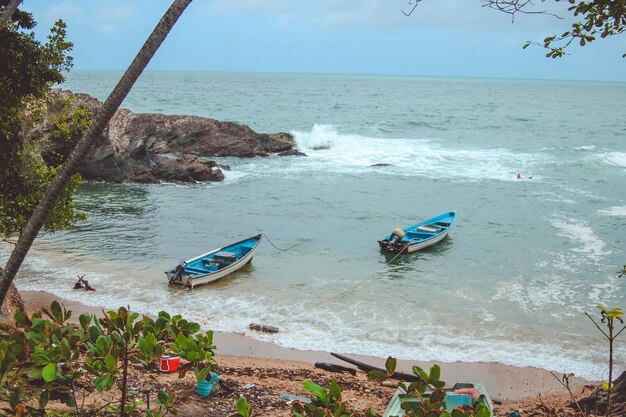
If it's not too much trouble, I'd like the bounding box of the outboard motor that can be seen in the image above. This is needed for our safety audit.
[174,261,187,279]
[389,228,405,246]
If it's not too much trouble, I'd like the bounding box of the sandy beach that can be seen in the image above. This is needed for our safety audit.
[18,290,596,416]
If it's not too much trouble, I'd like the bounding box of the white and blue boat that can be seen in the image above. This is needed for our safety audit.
[378,211,456,254]
[382,382,494,417]
[166,234,262,288]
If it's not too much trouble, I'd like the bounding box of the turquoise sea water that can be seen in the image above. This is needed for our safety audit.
[4,71,625,380]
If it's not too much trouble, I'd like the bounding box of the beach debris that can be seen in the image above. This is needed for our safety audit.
[330,352,422,382]
[279,393,310,403]
[454,387,480,401]
[249,323,279,333]
[242,383,256,390]
[159,355,181,373]
[314,362,357,375]
[197,371,221,398]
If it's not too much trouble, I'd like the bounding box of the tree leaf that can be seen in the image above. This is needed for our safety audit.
[79,313,91,329]
[39,390,49,408]
[105,354,117,371]
[329,378,342,400]
[412,365,429,382]
[28,368,43,379]
[428,364,441,382]
[367,370,389,382]
[42,362,57,383]
[385,356,397,375]
[475,404,491,417]
[176,332,188,350]
[50,301,63,323]
[302,380,328,404]
[236,396,251,417]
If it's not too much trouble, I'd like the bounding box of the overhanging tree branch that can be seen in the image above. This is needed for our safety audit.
[0,0,193,308]
[0,0,22,28]
[481,0,562,21]
[402,0,626,57]
[402,0,422,16]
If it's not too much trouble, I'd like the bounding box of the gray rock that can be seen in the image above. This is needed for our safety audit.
[42,89,302,183]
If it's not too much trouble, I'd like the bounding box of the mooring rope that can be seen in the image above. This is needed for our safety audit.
[386,244,408,264]
[262,233,308,252]
[262,231,409,302]
[325,244,409,303]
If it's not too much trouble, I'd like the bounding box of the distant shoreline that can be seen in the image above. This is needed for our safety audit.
[20,290,594,402]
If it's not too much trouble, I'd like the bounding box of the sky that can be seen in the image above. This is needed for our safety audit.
[20,0,626,82]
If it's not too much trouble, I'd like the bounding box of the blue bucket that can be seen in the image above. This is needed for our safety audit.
[196,372,221,398]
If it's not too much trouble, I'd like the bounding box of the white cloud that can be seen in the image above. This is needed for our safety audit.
[44,0,84,22]
[206,0,294,14]
[97,24,115,34]
[97,4,134,21]
[95,4,134,33]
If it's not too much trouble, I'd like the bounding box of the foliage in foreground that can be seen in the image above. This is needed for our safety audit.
[582,266,626,417]
[292,357,491,417]
[406,0,626,58]
[0,3,88,238]
[0,301,216,416]
[531,0,626,58]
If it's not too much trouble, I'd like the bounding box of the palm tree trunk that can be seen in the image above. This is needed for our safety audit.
[0,0,193,308]
[0,0,23,29]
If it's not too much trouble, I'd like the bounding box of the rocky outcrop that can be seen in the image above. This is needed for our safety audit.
[0,268,24,327]
[41,90,304,183]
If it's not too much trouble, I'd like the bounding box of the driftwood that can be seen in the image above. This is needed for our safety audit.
[314,362,357,375]
[249,323,279,333]
[330,352,422,382]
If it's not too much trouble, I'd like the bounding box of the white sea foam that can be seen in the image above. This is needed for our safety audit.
[220,169,249,183]
[291,124,548,181]
[8,240,622,382]
[596,152,626,168]
[294,124,339,151]
[573,145,596,151]
[598,206,626,216]
[534,191,576,205]
[551,218,609,263]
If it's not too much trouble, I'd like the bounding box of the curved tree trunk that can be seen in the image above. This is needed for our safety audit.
[0,0,193,308]
[0,0,22,29]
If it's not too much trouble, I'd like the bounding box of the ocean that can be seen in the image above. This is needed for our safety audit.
[3,71,625,381]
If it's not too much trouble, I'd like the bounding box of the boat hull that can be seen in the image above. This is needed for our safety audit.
[382,383,494,417]
[166,234,262,288]
[403,230,449,252]
[378,211,456,254]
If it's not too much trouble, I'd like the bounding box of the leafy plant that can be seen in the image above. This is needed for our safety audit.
[0,12,84,239]
[232,396,252,417]
[168,329,216,382]
[0,301,216,416]
[145,389,178,417]
[586,305,626,416]
[291,378,378,417]
[292,357,492,417]
[578,266,626,417]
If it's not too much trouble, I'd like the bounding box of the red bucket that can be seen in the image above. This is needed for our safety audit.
[159,356,180,373]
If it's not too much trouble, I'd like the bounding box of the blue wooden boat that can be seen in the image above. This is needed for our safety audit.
[382,382,494,417]
[378,211,456,254]
[166,234,262,288]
